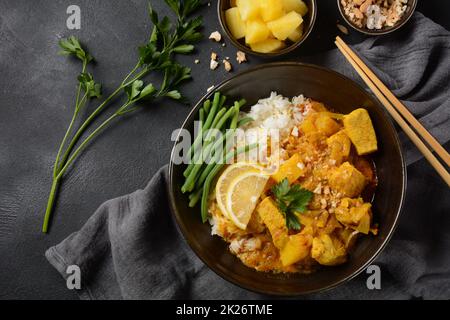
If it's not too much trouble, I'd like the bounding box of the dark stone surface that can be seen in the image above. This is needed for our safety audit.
[0,0,448,299]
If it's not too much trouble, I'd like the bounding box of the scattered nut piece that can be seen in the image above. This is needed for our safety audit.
[210,59,219,70]
[222,43,226,47]
[337,23,349,35]
[209,31,222,42]
[291,126,299,137]
[223,60,232,72]
[211,52,218,60]
[236,51,247,64]
[194,59,200,64]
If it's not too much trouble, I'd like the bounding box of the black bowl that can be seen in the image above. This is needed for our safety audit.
[169,62,406,296]
[337,0,417,36]
[218,0,317,57]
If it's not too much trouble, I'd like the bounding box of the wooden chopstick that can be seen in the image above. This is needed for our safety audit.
[336,36,450,168]
[334,37,450,187]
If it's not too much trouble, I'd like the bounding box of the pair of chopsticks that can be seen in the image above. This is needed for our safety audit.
[335,36,450,187]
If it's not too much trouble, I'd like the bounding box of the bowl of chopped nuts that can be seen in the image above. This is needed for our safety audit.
[337,0,417,35]
[218,0,317,57]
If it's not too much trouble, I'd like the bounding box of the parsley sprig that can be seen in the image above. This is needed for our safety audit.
[271,178,313,230]
[43,0,203,233]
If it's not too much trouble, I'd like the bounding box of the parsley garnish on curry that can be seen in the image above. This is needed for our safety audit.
[182,92,378,274]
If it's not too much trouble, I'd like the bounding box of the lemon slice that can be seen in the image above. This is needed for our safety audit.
[225,171,269,230]
[216,163,263,219]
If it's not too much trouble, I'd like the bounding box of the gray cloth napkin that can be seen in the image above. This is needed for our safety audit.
[46,12,450,300]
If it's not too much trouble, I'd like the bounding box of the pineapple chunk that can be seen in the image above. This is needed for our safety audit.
[236,0,260,21]
[250,38,285,53]
[271,153,306,183]
[282,0,309,16]
[280,227,313,267]
[260,0,284,22]
[327,130,351,165]
[245,19,270,44]
[267,11,303,41]
[256,197,289,249]
[288,24,303,42]
[343,108,378,155]
[225,7,246,39]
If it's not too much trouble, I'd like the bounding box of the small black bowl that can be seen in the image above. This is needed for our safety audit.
[169,62,406,296]
[218,0,317,57]
[337,0,417,35]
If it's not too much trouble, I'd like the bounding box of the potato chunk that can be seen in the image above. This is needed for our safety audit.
[225,8,246,39]
[343,108,378,155]
[328,162,367,197]
[267,11,303,41]
[326,130,351,165]
[236,0,260,21]
[245,19,270,44]
[335,198,372,234]
[271,153,306,184]
[256,197,288,249]
[250,38,285,53]
[282,0,309,16]
[311,234,347,266]
[260,0,284,22]
[280,227,313,266]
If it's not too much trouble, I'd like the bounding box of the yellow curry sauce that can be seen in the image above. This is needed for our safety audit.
[208,99,378,273]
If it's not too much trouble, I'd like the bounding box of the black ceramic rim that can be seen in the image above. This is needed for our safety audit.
[168,62,407,296]
[337,0,418,36]
[217,0,317,58]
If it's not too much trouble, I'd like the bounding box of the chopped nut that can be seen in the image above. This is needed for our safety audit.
[236,51,247,64]
[194,59,200,64]
[211,52,218,60]
[314,183,323,194]
[209,31,222,42]
[337,23,349,35]
[223,59,232,72]
[320,198,327,209]
[324,186,330,195]
[210,59,219,70]
[291,126,299,137]
[222,43,226,47]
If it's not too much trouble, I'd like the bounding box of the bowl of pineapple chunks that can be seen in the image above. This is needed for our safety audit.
[219,0,317,56]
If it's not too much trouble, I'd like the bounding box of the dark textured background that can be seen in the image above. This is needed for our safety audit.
[0,0,449,299]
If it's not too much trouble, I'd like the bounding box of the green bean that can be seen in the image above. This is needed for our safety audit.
[201,143,259,222]
[219,95,227,108]
[237,116,254,127]
[230,101,240,129]
[203,99,211,115]
[195,130,236,189]
[183,107,239,192]
[188,188,203,207]
[199,108,205,124]
[209,107,226,131]
[183,93,221,178]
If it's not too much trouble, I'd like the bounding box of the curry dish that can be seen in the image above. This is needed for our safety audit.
[207,94,378,273]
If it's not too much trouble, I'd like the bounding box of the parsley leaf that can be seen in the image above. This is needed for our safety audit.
[272,178,313,230]
[58,36,93,63]
[77,72,102,99]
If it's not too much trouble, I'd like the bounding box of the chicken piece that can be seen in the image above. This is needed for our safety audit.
[271,153,306,184]
[335,197,372,234]
[280,226,313,266]
[256,197,288,249]
[327,130,351,165]
[311,234,347,266]
[328,162,367,197]
[343,108,378,155]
